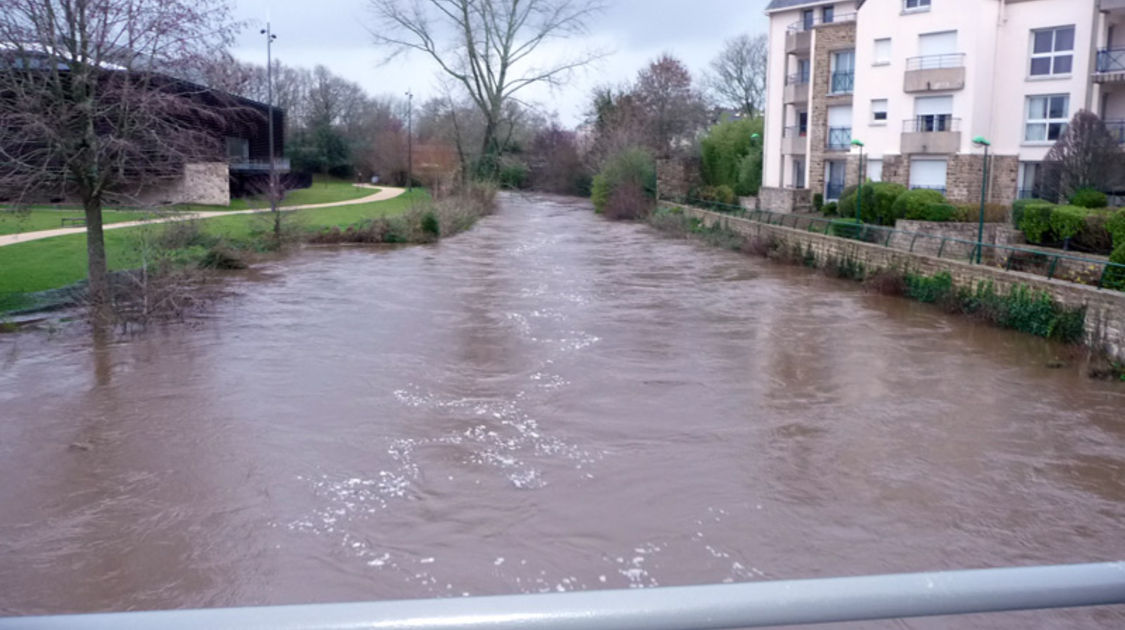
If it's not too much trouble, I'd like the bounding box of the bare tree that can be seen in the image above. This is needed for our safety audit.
[1038,110,1125,201]
[703,34,767,118]
[0,0,235,323]
[633,55,707,157]
[369,0,604,174]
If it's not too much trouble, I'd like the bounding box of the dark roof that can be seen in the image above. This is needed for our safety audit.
[765,0,833,12]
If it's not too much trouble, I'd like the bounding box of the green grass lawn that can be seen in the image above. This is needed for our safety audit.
[0,189,427,301]
[0,208,156,236]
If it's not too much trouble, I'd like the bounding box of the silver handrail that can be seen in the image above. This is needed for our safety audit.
[2,562,1123,629]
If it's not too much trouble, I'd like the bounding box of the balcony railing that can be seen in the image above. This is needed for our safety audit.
[826,127,852,150]
[830,71,854,94]
[1104,119,1125,143]
[229,158,292,172]
[783,125,807,138]
[787,12,857,32]
[910,184,948,194]
[785,73,809,86]
[902,116,960,133]
[905,53,965,71]
[1096,48,1125,73]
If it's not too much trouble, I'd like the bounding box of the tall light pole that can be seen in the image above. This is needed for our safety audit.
[973,136,991,265]
[261,23,279,238]
[405,91,413,192]
[851,139,865,223]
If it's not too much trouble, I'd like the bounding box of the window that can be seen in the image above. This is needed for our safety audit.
[798,58,810,83]
[225,137,249,160]
[802,9,814,30]
[1030,26,1074,76]
[793,158,806,189]
[831,50,855,94]
[826,161,847,200]
[872,99,888,123]
[919,31,957,59]
[798,111,808,135]
[1025,94,1069,142]
[1018,162,1040,198]
[867,159,884,183]
[913,95,954,131]
[827,105,853,149]
[822,6,835,24]
[909,158,948,192]
[874,38,892,65]
[904,0,931,12]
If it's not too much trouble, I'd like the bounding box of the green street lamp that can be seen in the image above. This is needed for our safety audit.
[972,136,991,264]
[851,139,865,223]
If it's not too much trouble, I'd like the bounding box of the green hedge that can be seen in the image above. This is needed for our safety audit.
[1017,203,1119,251]
[1107,244,1125,290]
[1109,209,1125,248]
[828,217,863,239]
[893,189,947,221]
[1017,202,1058,243]
[1069,188,1108,209]
[839,182,908,225]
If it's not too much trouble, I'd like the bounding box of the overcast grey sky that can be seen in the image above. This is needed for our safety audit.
[229,1,770,126]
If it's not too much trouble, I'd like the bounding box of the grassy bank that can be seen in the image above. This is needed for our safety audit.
[0,190,427,307]
[0,208,156,236]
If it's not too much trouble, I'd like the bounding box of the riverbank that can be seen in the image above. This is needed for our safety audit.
[0,184,495,319]
[647,204,1125,381]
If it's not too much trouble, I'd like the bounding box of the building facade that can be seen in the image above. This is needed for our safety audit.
[762,0,1125,212]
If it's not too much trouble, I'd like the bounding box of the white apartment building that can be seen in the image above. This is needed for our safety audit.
[761,0,1125,213]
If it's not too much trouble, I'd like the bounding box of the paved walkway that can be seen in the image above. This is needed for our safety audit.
[0,184,407,248]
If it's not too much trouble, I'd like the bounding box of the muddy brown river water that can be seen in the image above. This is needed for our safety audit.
[1,193,1123,628]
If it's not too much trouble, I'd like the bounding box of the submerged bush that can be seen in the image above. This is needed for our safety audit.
[591,148,656,220]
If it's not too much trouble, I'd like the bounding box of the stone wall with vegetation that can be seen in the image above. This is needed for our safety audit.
[680,205,1125,362]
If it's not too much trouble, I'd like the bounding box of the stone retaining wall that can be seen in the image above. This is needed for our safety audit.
[679,205,1125,361]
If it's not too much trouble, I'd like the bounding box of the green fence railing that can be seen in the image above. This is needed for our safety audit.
[672,198,1125,292]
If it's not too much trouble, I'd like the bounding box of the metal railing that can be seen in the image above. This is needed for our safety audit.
[826,127,852,150]
[784,73,809,86]
[782,126,807,138]
[4,563,1122,629]
[830,71,854,94]
[1096,47,1125,73]
[902,116,960,133]
[787,12,857,32]
[1104,119,1125,143]
[676,199,1125,290]
[909,185,948,194]
[905,53,966,71]
[229,158,292,172]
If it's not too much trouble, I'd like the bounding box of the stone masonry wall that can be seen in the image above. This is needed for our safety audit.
[807,21,856,199]
[759,186,812,213]
[141,162,230,207]
[679,205,1125,361]
[946,154,1019,206]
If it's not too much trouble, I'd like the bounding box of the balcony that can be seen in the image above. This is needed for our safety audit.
[901,116,961,154]
[826,127,852,151]
[782,126,807,155]
[1104,119,1125,143]
[904,54,966,93]
[1099,0,1125,10]
[830,71,854,95]
[785,13,857,54]
[229,158,292,173]
[1095,48,1125,82]
[784,74,809,104]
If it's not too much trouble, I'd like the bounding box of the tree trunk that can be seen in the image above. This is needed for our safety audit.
[83,194,113,326]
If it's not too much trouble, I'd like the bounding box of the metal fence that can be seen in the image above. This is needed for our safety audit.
[905,53,966,70]
[826,126,852,150]
[3,562,1122,629]
[902,116,960,133]
[1096,47,1125,73]
[678,199,1125,291]
[787,11,857,32]
[830,71,854,94]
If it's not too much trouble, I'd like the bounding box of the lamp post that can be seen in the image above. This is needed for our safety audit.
[405,91,414,193]
[260,24,278,227]
[973,136,991,264]
[851,139,865,223]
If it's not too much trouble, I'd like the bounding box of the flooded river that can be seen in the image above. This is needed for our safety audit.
[1,194,1123,628]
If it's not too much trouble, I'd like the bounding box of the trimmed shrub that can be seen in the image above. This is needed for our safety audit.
[591,148,656,219]
[1109,209,1125,248]
[838,184,874,222]
[1017,202,1056,243]
[871,182,908,225]
[1105,244,1125,290]
[951,203,1009,224]
[906,202,955,222]
[892,188,946,222]
[1072,211,1115,254]
[828,217,863,239]
[813,193,824,214]
[823,201,838,216]
[1069,188,1108,209]
[1048,206,1086,243]
[1011,198,1049,228]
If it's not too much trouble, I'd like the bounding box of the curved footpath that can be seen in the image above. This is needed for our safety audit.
[0,184,407,248]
